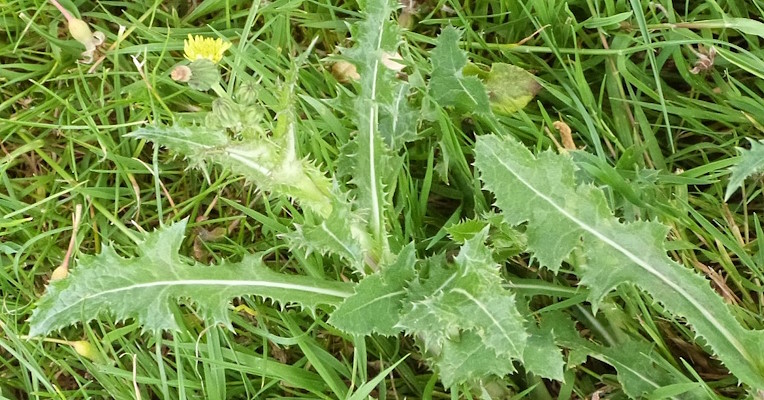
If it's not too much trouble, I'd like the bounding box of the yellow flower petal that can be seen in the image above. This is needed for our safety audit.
[183,34,231,64]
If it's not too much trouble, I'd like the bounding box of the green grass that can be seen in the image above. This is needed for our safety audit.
[2,0,764,398]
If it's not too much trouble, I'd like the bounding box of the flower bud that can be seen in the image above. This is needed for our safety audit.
[239,105,263,128]
[236,81,259,106]
[332,61,360,83]
[204,113,222,129]
[187,59,221,91]
[212,97,242,130]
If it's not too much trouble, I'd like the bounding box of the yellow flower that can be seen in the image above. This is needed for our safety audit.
[183,34,231,64]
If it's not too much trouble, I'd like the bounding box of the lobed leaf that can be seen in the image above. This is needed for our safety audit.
[397,229,530,388]
[284,193,371,273]
[428,27,491,115]
[29,221,352,336]
[328,244,416,336]
[475,134,764,390]
[522,322,565,382]
[541,311,704,399]
[437,330,516,388]
[342,0,403,250]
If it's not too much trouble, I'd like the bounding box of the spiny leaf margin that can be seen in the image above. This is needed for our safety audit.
[475,134,764,390]
[29,220,352,336]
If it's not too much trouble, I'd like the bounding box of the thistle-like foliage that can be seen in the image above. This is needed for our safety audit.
[329,230,560,387]
[128,124,332,217]
[725,138,764,201]
[283,192,372,273]
[475,134,764,390]
[342,0,408,255]
[428,27,491,115]
[397,229,548,387]
[29,220,353,336]
[328,244,416,335]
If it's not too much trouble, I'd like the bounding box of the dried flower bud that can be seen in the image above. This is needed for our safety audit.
[68,18,93,44]
[553,120,575,151]
[398,11,415,30]
[50,265,69,281]
[381,51,405,72]
[332,61,360,83]
[170,65,192,83]
[66,18,104,64]
[71,340,103,363]
[690,46,716,74]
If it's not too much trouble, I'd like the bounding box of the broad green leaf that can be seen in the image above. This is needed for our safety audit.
[725,138,764,201]
[29,221,352,336]
[397,229,529,387]
[328,245,416,335]
[475,134,764,390]
[429,27,491,115]
[522,323,564,382]
[437,330,516,389]
[379,82,419,149]
[128,125,332,217]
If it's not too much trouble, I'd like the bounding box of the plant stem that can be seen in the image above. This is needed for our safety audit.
[210,82,227,98]
[48,0,73,21]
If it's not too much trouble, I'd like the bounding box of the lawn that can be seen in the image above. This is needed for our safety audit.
[2,0,764,399]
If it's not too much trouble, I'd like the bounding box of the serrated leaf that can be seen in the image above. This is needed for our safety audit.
[328,244,416,335]
[725,138,764,201]
[475,134,764,389]
[429,27,491,115]
[342,0,403,250]
[398,229,528,387]
[29,220,352,336]
[128,125,332,217]
[522,322,564,382]
[284,193,371,272]
[379,82,419,149]
[445,219,488,243]
[437,330,517,389]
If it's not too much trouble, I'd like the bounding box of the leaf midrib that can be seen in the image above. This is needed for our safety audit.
[35,279,353,331]
[485,144,753,367]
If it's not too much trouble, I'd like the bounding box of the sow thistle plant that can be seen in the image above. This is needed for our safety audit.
[160,33,333,216]
[29,0,764,397]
